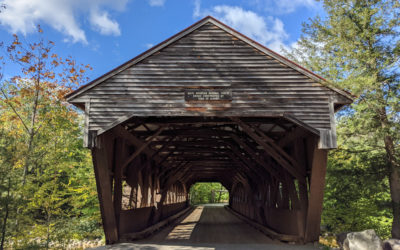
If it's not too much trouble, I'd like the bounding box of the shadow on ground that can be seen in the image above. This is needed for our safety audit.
[90,204,319,250]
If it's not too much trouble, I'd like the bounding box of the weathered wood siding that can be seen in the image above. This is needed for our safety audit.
[72,22,341,133]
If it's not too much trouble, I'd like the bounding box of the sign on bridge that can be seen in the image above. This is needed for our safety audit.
[185,89,232,101]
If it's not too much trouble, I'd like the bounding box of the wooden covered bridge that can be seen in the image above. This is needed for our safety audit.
[66,16,353,245]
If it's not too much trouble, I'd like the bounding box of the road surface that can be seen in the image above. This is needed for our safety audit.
[92,204,319,249]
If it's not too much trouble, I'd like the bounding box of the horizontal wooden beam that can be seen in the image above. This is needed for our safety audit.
[150,139,231,147]
[132,128,233,137]
[128,116,284,126]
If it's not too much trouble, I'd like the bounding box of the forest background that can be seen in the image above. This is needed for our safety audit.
[0,0,399,249]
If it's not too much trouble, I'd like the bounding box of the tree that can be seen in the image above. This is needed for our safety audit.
[0,125,19,249]
[0,29,90,184]
[189,182,229,205]
[286,0,400,237]
[0,28,101,248]
[322,126,392,238]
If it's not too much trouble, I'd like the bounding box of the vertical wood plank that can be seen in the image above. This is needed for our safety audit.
[304,142,328,242]
[83,100,90,148]
[91,134,118,244]
[137,169,143,208]
[281,179,290,209]
[113,138,126,236]
[284,173,300,210]
[141,160,151,207]
[294,138,309,241]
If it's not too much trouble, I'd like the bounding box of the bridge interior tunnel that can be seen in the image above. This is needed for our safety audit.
[92,116,327,244]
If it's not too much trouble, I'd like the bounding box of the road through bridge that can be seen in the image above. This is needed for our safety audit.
[94,204,318,250]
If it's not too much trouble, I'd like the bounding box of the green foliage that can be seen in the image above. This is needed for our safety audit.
[189,182,229,205]
[0,30,102,248]
[286,0,400,238]
[322,120,392,239]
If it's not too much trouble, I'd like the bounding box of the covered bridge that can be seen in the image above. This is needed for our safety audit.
[66,16,353,245]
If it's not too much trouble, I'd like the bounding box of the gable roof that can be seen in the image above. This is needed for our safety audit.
[66,16,354,103]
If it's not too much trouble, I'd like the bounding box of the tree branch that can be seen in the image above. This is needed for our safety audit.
[0,87,30,133]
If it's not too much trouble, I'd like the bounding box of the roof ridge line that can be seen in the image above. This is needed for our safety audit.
[66,15,354,102]
[66,16,214,100]
[205,17,355,101]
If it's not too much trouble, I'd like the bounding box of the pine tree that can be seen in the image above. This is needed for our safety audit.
[287,0,400,237]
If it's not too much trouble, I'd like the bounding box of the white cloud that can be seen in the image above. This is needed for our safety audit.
[0,0,129,44]
[194,4,293,53]
[90,8,120,36]
[278,0,316,13]
[251,0,317,14]
[148,0,165,7]
[193,0,201,18]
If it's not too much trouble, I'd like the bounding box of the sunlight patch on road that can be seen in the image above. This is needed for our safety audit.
[166,206,204,240]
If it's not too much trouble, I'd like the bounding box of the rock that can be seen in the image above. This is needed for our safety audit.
[337,232,350,248]
[383,239,400,250]
[341,229,383,250]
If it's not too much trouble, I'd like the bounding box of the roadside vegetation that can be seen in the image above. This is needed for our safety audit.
[189,182,229,205]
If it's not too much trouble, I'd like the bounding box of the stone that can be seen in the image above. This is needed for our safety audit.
[383,239,400,250]
[337,232,350,248]
[341,229,383,250]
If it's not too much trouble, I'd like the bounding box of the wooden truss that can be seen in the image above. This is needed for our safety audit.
[91,116,328,244]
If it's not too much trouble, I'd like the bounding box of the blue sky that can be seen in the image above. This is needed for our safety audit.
[0,0,325,83]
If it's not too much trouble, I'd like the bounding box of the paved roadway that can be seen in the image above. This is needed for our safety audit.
[93,204,320,250]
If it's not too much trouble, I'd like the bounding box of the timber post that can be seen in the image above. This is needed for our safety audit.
[92,133,119,244]
[305,138,328,242]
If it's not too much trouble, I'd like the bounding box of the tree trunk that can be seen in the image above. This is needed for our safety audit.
[22,131,35,185]
[389,163,400,239]
[45,211,51,250]
[217,183,223,203]
[22,84,40,185]
[385,134,400,239]
[0,178,11,250]
[379,107,400,238]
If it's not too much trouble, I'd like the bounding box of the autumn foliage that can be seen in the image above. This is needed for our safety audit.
[0,27,101,249]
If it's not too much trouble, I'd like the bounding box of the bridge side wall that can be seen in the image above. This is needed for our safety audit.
[229,136,327,243]
[92,131,189,244]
